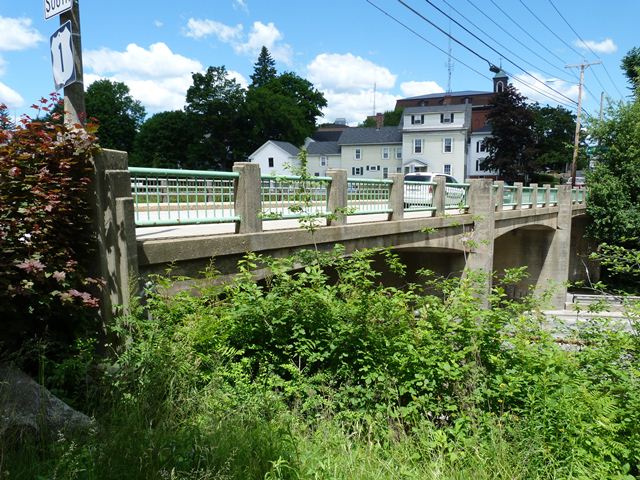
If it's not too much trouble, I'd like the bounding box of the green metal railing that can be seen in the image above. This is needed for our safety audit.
[549,188,559,205]
[503,186,518,207]
[572,188,587,204]
[404,180,436,212]
[536,188,546,206]
[347,177,393,215]
[129,167,239,226]
[260,175,331,220]
[521,187,533,207]
[445,183,470,210]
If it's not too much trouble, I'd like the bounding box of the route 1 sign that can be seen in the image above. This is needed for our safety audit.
[44,0,73,20]
[50,21,77,91]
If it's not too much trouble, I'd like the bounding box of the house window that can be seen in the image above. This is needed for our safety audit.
[395,148,402,159]
[496,81,504,93]
[383,167,389,178]
[413,138,423,154]
[268,157,274,168]
[397,167,402,173]
[440,113,454,123]
[314,172,320,176]
[411,114,424,125]
[475,159,480,171]
[444,164,452,175]
[476,140,486,153]
[352,166,363,176]
[382,147,389,159]
[443,137,453,153]
[355,148,361,160]
[320,155,327,166]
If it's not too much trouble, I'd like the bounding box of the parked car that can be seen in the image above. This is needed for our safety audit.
[403,172,465,208]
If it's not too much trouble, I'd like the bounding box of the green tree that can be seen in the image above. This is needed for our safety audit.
[587,99,640,248]
[359,108,404,127]
[621,46,640,92]
[245,72,327,151]
[481,84,536,183]
[530,104,577,172]
[185,66,248,170]
[250,46,277,88]
[85,79,146,152]
[131,110,198,168]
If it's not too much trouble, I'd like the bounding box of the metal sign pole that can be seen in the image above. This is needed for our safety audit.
[60,0,85,127]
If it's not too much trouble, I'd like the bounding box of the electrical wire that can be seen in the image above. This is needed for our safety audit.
[413,0,577,106]
[364,0,492,82]
[547,0,625,100]
[439,0,576,84]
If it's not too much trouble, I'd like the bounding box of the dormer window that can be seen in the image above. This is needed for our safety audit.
[411,114,424,125]
[440,113,455,123]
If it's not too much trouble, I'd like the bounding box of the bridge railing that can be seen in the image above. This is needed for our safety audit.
[129,167,240,226]
[260,174,331,220]
[128,165,586,230]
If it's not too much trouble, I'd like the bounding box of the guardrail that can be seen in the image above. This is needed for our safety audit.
[129,167,240,227]
[129,166,587,229]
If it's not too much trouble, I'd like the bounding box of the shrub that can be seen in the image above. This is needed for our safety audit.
[0,97,101,356]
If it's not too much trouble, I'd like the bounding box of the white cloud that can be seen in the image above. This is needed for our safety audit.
[0,81,24,108]
[184,19,292,65]
[574,38,617,54]
[227,69,249,89]
[184,18,243,42]
[0,17,43,51]
[400,81,445,98]
[234,21,292,64]
[83,43,205,113]
[154,20,164,28]
[84,42,202,79]
[511,72,580,107]
[0,57,6,76]
[307,53,396,92]
[233,0,249,12]
[320,89,398,126]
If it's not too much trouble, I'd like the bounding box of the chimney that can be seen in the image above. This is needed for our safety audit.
[375,112,384,130]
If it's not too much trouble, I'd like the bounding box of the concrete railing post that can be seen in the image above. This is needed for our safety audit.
[233,162,263,234]
[530,183,538,209]
[542,184,551,207]
[389,173,405,221]
[494,180,504,211]
[327,169,348,226]
[537,185,573,309]
[464,179,496,308]
[93,149,139,324]
[434,176,446,217]
[514,182,523,210]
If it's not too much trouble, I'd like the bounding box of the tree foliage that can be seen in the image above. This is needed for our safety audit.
[85,79,146,153]
[360,108,405,127]
[530,103,577,172]
[131,110,198,168]
[481,84,536,182]
[249,46,277,88]
[185,66,249,170]
[621,46,640,93]
[586,99,640,248]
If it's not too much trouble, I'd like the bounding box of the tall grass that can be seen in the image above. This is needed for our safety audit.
[2,248,639,479]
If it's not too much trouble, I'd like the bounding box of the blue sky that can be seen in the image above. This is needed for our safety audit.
[1,0,637,125]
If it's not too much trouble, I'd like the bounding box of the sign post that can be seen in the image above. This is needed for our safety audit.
[45,0,84,127]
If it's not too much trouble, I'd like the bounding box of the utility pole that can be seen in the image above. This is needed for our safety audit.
[60,0,85,127]
[565,60,600,186]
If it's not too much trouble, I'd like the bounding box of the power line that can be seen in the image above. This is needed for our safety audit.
[439,0,576,84]
[414,0,578,105]
[546,0,625,100]
[364,0,492,82]
[481,0,576,75]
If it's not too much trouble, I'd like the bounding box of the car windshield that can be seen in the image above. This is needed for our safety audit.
[405,174,432,182]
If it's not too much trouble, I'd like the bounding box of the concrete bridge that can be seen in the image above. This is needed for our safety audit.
[93,151,591,319]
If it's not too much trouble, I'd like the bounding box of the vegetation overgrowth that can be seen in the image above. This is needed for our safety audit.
[2,246,639,479]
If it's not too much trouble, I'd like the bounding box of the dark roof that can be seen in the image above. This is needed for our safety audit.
[307,141,340,155]
[472,124,492,134]
[311,130,343,142]
[271,140,300,156]
[337,126,402,146]
[400,90,490,101]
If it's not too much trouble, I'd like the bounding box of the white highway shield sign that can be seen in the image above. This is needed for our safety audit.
[50,21,76,91]
[44,0,73,20]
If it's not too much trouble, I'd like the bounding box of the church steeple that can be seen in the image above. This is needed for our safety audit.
[493,68,508,93]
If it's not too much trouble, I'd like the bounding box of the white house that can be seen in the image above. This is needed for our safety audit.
[336,126,403,179]
[467,125,497,177]
[400,104,472,180]
[248,140,300,176]
[306,140,341,177]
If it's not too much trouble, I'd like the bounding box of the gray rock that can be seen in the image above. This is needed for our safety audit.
[0,364,93,443]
